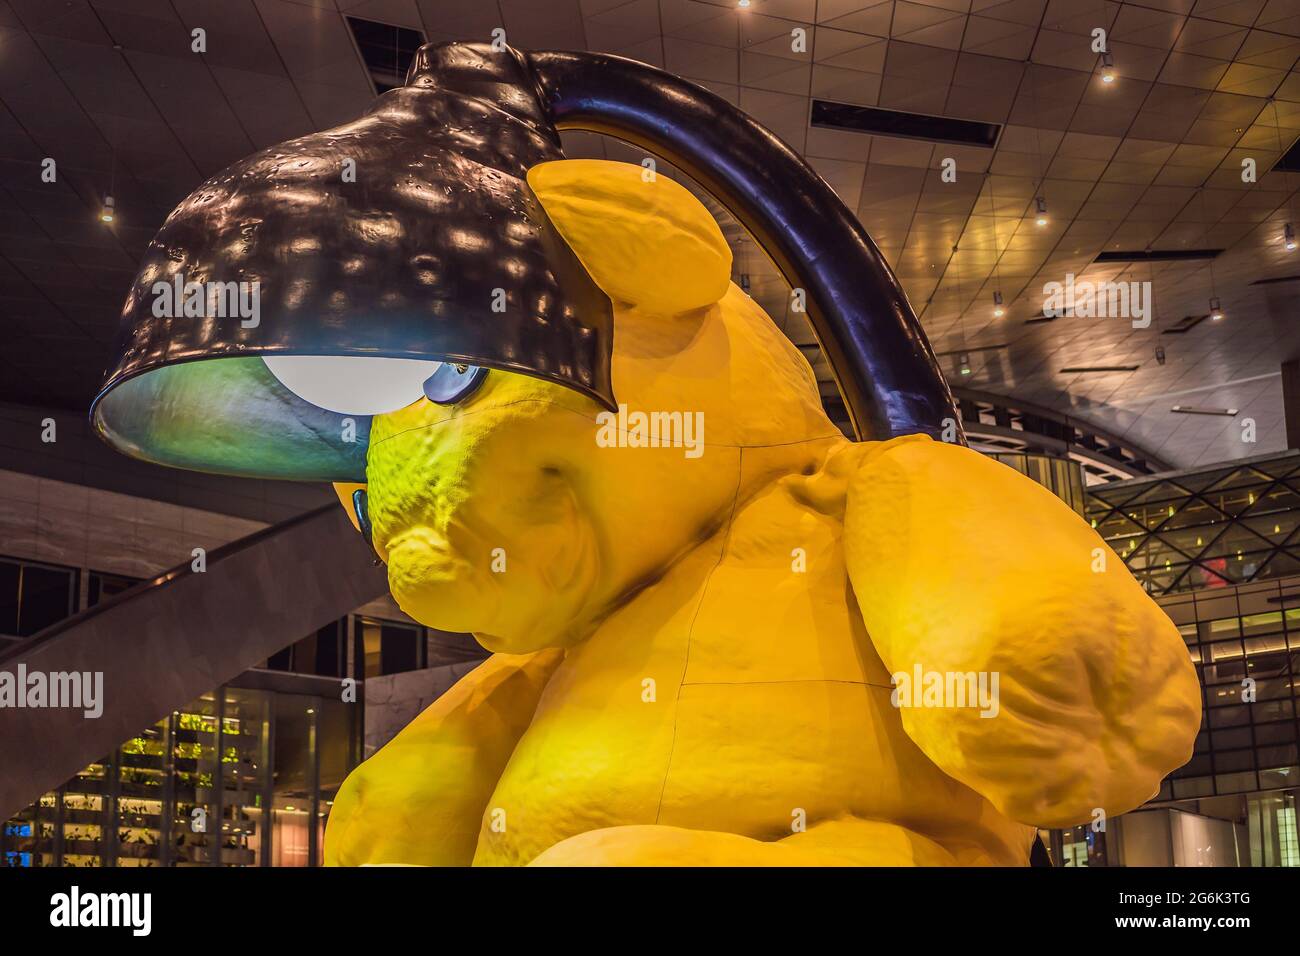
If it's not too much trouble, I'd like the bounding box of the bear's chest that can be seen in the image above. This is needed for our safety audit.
[471,528,965,865]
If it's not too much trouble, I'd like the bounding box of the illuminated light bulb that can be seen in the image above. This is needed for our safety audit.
[1209,296,1224,321]
[100,195,115,223]
[1034,196,1047,226]
[262,354,443,415]
[1286,223,1296,251]
[1100,52,1115,84]
[993,290,1004,317]
[958,353,971,376]
[738,0,751,6]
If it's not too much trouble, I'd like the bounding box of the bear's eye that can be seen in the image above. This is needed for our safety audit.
[422,363,488,405]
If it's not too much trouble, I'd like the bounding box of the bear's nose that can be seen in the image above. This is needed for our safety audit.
[351,488,379,561]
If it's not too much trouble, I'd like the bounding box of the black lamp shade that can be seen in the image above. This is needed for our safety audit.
[92,44,613,483]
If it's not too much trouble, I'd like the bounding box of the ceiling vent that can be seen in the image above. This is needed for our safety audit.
[1093,249,1222,263]
[1161,313,1211,335]
[811,100,1001,147]
[1250,275,1300,286]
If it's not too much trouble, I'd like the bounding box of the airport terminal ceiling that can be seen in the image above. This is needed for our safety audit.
[5,0,1300,472]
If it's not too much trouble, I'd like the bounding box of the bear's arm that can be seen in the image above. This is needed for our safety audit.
[323,648,564,865]
[842,435,1201,828]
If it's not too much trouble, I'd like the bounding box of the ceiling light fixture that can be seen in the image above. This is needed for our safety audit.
[992,290,1004,317]
[100,195,115,224]
[1286,223,1296,251]
[958,353,971,376]
[1100,52,1115,84]
[1209,296,1224,321]
[1035,196,1047,226]
[1171,405,1238,417]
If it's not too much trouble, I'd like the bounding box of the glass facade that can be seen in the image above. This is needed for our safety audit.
[1088,451,1300,595]
[1,683,354,867]
[1155,580,1300,802]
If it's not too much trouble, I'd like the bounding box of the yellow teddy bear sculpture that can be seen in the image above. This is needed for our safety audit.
[322,159,1201,867]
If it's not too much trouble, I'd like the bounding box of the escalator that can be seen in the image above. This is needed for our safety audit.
[0,504,387,820]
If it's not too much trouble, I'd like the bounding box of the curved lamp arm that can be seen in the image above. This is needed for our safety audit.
[526,49,963,445]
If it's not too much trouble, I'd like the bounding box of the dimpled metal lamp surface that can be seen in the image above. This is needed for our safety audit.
[94,40,959,481]
[92,44,613,482]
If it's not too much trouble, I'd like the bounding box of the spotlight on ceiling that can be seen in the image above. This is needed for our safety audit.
[100,195,115,224]
[1286,222,1296,251]
[1100,52,1115,84]
[1209,296,1224,321]
[958,353,971,376]
[1035,196,1048,227]
[992,290,1004,317]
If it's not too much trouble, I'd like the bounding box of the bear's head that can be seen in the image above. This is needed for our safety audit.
[348,159,845,653]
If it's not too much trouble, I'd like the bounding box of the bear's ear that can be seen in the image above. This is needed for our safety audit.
[527,159,732,315]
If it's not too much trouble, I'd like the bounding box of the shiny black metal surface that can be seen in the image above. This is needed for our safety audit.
[526,48,962,443]
[422,362,488,404]
[92,43,614,482]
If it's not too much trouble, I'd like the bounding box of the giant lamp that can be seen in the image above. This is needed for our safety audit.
[92,42,961,481]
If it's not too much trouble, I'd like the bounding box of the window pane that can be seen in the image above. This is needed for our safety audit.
[17,564,74,636]
[0,560,19,635]
[380,623,419,675]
